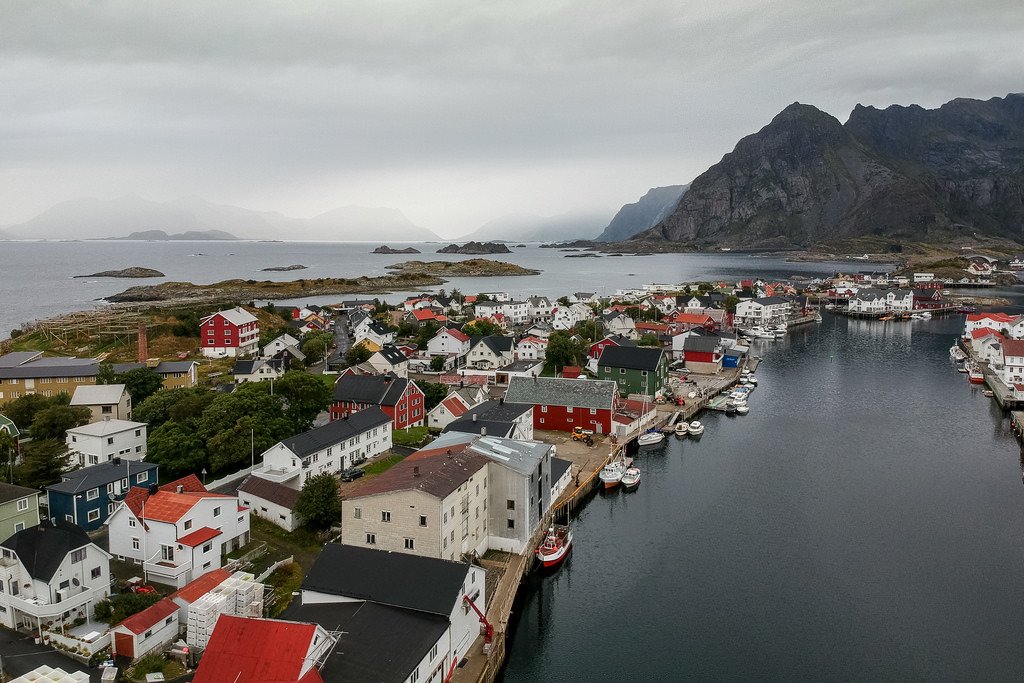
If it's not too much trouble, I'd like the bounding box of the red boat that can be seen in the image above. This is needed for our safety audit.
[536,525,573,569]
[967,364,985,384]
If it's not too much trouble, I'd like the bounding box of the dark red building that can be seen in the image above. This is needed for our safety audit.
[200,307,260,358]
[330,372,425,429]
[504,376,618,435]
[589,334,635,360]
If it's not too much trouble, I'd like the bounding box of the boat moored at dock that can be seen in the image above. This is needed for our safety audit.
[599,460,626,489]
[637,429,665,447]
[688,421,705,436]
[536,525,573,569]
[621,466,641,490]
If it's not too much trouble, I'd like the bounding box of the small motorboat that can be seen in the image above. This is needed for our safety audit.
[736,403,749,415]
[949,345,967,361]
[982,389,995,397]
[536,525,573,569]
[919,312,932,319]
[771,324,787,338]
[599,460,626,489]
[747,375,758,386]
[637,429,665,447]
[621,466,641,490]
[967,365,985,384]
[687,421,705,436]
[725,401,738,415]
[674,422,688,436]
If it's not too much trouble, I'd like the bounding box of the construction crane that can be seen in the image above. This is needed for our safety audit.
[463,594,493,645]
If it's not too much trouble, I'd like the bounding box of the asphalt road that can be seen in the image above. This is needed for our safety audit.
[0,627,102,681]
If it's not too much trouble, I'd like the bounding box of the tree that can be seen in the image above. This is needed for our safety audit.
[295,473,341,531]
[3,393,56,432]
[420,381,449,412]
[546,332,586,372]
[397,321,419,338]
[301,331,334,365]
[637,333,661,347]
[429,355,446,372]
[171,309,202,337]
[198,384,292,474]
[345,344,372,367]
[575,319,599,342]
[462,320,500,337]
[0,431,17,483]
[116,367,164,405]
[724,295,740,312]
[15,439,73,489]
[275,371,332,432]
[557,296,570,306]
[134,387,212,430]
[96,363,117,385]
[146,421,207,476]
[415,321,440,348]
[30,404,91,440]
[94,592,163,625]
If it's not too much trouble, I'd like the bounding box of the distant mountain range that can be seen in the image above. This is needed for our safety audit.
[595,185,688,242]
[633,93,1024,249]
[457,210,613,243]
[3,195,442,242]
[113,229,238,241]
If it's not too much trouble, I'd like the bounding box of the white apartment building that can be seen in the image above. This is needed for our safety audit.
[66,419,147,467]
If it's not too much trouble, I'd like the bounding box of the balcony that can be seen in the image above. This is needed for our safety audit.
[143,557,192,582]
[7,586,101,620]
[254,463,301,484]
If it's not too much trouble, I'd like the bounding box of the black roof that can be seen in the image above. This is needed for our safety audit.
[597,345,664,371]
[302,544,471,616]
[460,400,530,422]
[333,374,409,406]
[444,418,515,439]
[367,321,391,336]
[551,456,572,482]
[0,482,37,506]
[232,360,258,375]
[443,399,530,438]
[282,600,448,683]
[472,335,514,355]
[373,345,408,366]
[1,519,92,582]
[280,407,391,458]
[47,460,159,495]
[683,336,720,353]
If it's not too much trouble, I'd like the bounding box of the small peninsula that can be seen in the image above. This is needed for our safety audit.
[437,241,512,254]
[372,245,421,254]
[74,267,165,279]
[386,259,540,276]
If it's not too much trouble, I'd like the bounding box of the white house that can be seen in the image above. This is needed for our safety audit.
[527,296,555,321]
[110,597,180,661]
[0,519,111,634]
[70,384,132,421]
[887,289,915,312]
[569,292,601,305]
[602,312,638,339]
[734,296,791,325]
[515,336,548,361]
[467,336,515,370]
[232,358,286,384]
[426,327,471,358]
[503,300,530,325]
[999,339,1024,386]
[106,475,250,588]
[366,345,410,378]
[353,321,395,351]
[551,303,595,331]
[253,406,393,490]
[66,419,147,467]
[426,391,474,431]
[280,544,488,683]
[847,290,889,314]
[261,333,302,358]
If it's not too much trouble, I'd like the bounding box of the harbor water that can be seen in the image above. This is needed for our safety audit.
[501,311,1024,680]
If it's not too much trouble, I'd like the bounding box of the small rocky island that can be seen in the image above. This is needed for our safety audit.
[372,245,421,254]
[436,241,512,255]
[261,264,307,272]
[386,258,540,277]
[75,267,165,279]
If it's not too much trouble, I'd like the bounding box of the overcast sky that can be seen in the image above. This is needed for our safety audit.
[1,0,1022,237]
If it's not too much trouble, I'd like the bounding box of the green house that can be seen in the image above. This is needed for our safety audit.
[597,346,668,396]
[0,482,41,543]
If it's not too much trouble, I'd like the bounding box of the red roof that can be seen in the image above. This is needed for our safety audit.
[440,395,470,418]
[561,366,582,378]
[671,312,714,326]
[967,312,1016,324]
[117,597,178,636]
[193,615,320,683]
[970,327,1004,340]
[170,568,233,604]
[410,309,440,321]
[177,526,222,547]
[161,474,205,493]
[439,374,488,386]
[443,328,470,342]
[1002,339,1024,357]
[636,322,670,333]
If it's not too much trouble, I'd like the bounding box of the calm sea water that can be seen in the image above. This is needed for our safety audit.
[500,311,1024,680]
[0,240,861,339]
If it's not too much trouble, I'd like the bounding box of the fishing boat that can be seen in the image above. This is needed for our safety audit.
[967,364,985,384]
[949,345,967,361]
[674,422,688,436]
[637,429,665,447]
[621,466,641,490]
[687,421,705,436]
[735,403,749,415]
[535,525,573,568]
[598,460,626,489]
[957,365,969,373]
[919,311,932,319]
[958,305,978,314]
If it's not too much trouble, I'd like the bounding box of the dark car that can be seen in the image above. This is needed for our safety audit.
[340,468,365,482]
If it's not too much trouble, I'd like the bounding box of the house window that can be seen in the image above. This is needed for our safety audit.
[102,406,112,414]
[86,488,99,501]
[382,511,392,522]
[567,406,573,413]
[404,538,415,550]
[366,533,376,545]
[136,472,147,483]
[411,668,420,683]
[91,567,101,580]
[214,506,221,517]
[136,429,142,437]
[419,515,427,527]
[354,508,362,519]
[431,643,438,660]
[71,548,86,563]
[87,509,100,522]
[107,437,114,445]
[184,519,193,530]
[107,483,115,494]
[507,519,515,530]
[506,499,515,510]
[16,498,28,512]
[540,405,547,413]
[121,478,128,488]
[108,503,115,514]
[161,545,174,561]
[203,543,212,553]
[129,518,136,528]
[14,522,24,533]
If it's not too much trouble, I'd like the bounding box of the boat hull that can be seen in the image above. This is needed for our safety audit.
[536,528,573,568]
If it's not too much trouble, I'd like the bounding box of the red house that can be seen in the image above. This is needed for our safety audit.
[913,288,946,310]
[200,307,260,358]
[504,376,618,435]
[589,334,635,360]
[330,373,425,429]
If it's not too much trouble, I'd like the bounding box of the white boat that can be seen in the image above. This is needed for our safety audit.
[950,345,967,361]
[536,525,573,569]
[747,376,758,386]
[919,312,932,319]
[771,324,787,337]
[674,422,688,436]
[599,460,626,489]
[749,326,775,339]
[735,403,749,415]
[687,421,705,436]
[621,466,641,490]
[637,429,665,447]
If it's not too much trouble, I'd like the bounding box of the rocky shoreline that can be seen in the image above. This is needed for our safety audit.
[437,241,511,255]
[372,245,421,254]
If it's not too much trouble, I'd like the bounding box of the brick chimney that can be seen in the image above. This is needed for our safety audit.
[137,323,149,363]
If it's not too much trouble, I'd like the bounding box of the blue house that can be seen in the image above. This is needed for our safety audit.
[46,458,159,532]
[723,348,744,368]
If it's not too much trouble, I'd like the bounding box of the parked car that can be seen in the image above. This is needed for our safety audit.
[341,467,365,482]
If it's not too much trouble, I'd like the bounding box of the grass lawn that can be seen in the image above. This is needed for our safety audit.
[363,454,404,476]
[125,652,187,681]
[266,562,304,617]
[392,426,430,447]
[318,373,338,389]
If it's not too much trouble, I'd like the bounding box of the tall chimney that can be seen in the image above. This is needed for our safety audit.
[137,323,148,364]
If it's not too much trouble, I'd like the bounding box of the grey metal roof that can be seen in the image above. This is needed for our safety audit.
[373,345,408,366]
[0,351,43,367]
[279,407,391,458]
[70,384,127,406]
[301,543,472,616]
[505,376,617,410]
[333,374,409,406]
[683,336,720,353]
[468,435,550,476]
[597,345,664,371]
[47,460,159,495]
[238,475,300,509]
